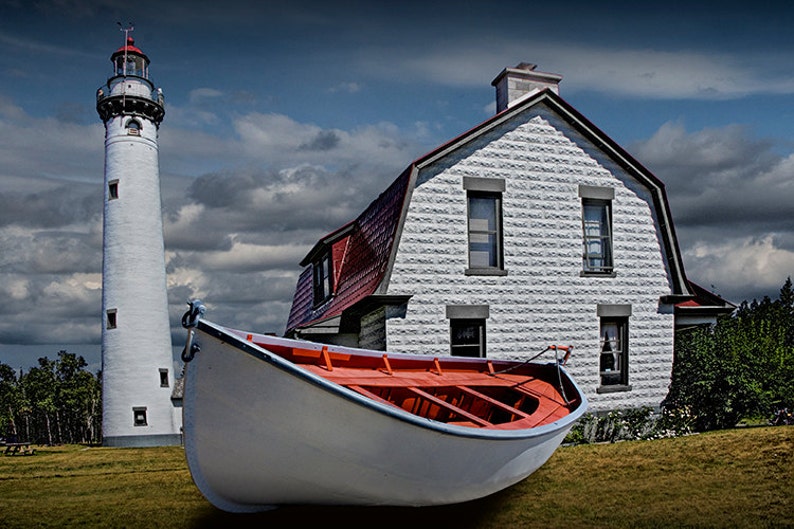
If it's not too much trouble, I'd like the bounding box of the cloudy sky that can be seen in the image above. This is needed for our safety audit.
[1,0,793,371]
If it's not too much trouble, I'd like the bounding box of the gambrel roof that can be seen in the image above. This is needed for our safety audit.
[286,88,696,335]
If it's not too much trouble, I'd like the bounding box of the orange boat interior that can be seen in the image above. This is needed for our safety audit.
[249,337,581,431]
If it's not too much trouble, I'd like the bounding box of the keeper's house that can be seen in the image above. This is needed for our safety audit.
[285,63,733,412]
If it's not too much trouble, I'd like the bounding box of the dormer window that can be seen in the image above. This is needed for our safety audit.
[312,250,334,306]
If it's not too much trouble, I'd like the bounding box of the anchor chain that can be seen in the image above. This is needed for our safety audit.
[181,299,206,363]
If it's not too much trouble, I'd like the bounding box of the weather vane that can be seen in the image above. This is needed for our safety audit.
[117,21,134,42]
[116,22,135,76]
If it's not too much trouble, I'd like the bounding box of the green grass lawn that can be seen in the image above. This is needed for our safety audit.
[1,426,791,528]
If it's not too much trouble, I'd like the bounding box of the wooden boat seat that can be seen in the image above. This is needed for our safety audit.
[257,341,575,430]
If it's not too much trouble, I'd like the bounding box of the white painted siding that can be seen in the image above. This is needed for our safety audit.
[101,105,180,445]
[385,105,675,412]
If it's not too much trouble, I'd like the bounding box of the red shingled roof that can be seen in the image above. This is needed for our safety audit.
[676,281,735,311]
[285,167,412,332]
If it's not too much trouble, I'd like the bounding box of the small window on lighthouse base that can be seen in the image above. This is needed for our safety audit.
[133,407,148,427]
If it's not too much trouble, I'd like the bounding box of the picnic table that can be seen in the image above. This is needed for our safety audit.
[3,442,35,456]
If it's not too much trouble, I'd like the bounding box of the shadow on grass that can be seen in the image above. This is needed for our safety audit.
[190,491,508,528]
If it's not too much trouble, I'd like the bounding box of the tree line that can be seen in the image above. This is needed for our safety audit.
[1,279,793,446]
[666,277,794,431]
[0,351,101,445]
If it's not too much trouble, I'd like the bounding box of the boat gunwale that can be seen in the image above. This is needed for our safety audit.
[192,319,588,440]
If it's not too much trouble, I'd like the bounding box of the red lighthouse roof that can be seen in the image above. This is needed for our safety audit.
[116,36,143,54]
[111,36,148,61]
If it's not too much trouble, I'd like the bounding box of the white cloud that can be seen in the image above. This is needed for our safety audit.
[631,121,794,303]
[328,81,361,94]
[188,87,224,103]
[684,236,794,303]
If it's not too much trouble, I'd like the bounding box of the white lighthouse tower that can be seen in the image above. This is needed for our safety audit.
[96,29,180,447]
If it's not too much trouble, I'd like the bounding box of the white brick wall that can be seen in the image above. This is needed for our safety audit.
[385,104,675,412]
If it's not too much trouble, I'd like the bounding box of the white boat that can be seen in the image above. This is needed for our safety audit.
[180,300,588,513]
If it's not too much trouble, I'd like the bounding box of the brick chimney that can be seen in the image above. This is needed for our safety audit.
[491,63,562,113]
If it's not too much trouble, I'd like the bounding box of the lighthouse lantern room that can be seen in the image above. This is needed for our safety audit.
[96,28,180,447]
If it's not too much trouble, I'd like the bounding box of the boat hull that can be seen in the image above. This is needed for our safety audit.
[183,321,587,512]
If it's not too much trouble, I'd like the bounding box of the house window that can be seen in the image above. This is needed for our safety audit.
[133,407,147,427]
[450,319,486,357]
[106,309,117,330]
[599,318,627,386]
[579,185,615,275]
[312,250,333,306]
[582,200,613,273]
[463,177,505,275]
[597,304,631,391]
[108,180,119,200]
[159,369,169,388]
[447,304,489,358]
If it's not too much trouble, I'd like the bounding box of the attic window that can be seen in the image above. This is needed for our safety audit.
[312,250,334,306]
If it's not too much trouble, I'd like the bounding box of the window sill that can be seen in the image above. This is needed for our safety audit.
[311,296,334,310]
[596,384,632,394]
[580,271,617,278]
[465,268,508,276]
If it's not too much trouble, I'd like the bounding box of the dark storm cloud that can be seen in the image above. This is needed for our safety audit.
[0,230,100,275]
[0,184,100,228]
[299,130,341,151]
[632,121,794,304]
[633,122,794,234]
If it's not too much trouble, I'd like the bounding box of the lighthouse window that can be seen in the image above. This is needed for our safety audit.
[133,407,148,427]
[106,309,117,329]
[126,120,141,136]
[159,369,169,388]
[108,180,119,200]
